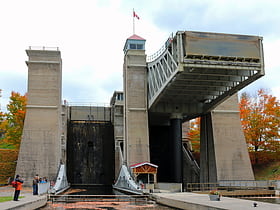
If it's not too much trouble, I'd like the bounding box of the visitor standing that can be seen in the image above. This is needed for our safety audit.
[32,174,39,195]
[13,175,24,201]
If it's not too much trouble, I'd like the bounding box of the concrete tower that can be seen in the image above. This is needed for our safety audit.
[123,34,150,166]
[16,47,63,185]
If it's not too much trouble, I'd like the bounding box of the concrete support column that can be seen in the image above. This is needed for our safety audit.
[15,48,63,186]
[123,49,150,166]
[200,113,217,183]
[210,94,254,181]
[170,113,182,183]
[200,94,254,183]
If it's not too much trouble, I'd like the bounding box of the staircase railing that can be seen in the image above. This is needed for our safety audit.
[182,146,200,176]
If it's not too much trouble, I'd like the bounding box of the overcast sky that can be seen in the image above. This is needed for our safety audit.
[1,0,280,111]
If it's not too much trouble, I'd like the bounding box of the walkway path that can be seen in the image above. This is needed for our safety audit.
[0,186,47,210]
[152,192,280,210]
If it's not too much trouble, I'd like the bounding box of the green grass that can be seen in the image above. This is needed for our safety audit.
[0,196,24,202]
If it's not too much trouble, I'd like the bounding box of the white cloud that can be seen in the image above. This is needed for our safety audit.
[1,0,280,111]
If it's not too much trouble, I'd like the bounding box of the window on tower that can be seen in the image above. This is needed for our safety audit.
[130,44,136,49]
[137,44,143,50]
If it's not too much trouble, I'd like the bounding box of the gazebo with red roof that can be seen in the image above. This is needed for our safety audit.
[130,162,158,189]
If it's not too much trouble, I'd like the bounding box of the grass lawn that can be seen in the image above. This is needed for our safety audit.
[254,161,280,180]
[0,196,24,202]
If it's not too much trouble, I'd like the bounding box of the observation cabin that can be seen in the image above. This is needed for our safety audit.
[123,34,146,53]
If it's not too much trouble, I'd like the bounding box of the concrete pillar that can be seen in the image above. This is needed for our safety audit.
[16,47,63,186]
[123,49,150,166]
[170,114,183,183]
[200,113,217,183]
[200,94,254,183]
[211,94,254,181]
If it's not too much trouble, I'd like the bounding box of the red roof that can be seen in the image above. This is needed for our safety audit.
[127,34,146,40]
[130,161,158,169]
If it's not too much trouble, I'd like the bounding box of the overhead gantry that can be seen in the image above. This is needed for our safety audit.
[147,31,264,122]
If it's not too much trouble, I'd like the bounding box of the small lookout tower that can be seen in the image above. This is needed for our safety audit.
[123,34,146,53]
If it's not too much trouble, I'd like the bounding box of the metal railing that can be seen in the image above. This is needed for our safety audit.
[182,146,200,176]
[68,102,110,107]
[28,46,59,51]
[38,182,51,195]
[48,194,149,203]
[147,35,173,62]
[147,44,167,62]
[186,181,278,192]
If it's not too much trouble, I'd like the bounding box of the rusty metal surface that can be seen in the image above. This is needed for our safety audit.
[184,31,262,59]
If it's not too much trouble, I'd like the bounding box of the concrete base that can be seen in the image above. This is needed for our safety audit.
[151,192,280,210]
[0,189,47,210]
[157,182,182,193]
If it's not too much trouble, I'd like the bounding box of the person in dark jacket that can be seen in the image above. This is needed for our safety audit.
[32,174,39,195]
[13,175,24,201]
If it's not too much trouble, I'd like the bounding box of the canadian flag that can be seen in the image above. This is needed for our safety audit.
[133,11,140,20]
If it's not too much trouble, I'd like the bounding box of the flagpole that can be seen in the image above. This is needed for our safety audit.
[133,8,135,34]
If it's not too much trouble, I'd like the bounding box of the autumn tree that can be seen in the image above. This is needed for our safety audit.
[239,89,280,163]
[4,91,27,147]
[187,117,201,152]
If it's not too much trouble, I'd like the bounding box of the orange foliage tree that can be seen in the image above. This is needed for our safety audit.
[187,117,201,152]
[239,89,280,163]
[4,91,27,147]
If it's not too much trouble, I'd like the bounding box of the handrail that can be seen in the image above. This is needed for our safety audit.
[28,46,59,51]
[182,146,200,175]
[147,34,173,62]
[186,180,278,192]
[147,45,167,62]
[38,182,51,195]
[68,102,110,107]
[48,194,149,203]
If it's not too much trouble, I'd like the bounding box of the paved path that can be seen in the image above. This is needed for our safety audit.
[0,186,47,210]
[2,186,280,210]
[152,192,280,210]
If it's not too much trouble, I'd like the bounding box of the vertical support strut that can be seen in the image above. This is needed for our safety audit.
[170,114,183,183]
[200,113,217,183]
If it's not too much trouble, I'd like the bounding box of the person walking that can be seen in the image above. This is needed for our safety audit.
[13,175,24,201]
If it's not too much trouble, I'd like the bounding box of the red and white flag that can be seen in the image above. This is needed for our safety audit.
[133,11,140,20]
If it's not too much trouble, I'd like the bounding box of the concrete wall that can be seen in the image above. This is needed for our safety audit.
[123,50,150,166]
[110,91,124,179]
[16,49,63,186]
[70,106,111,121]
